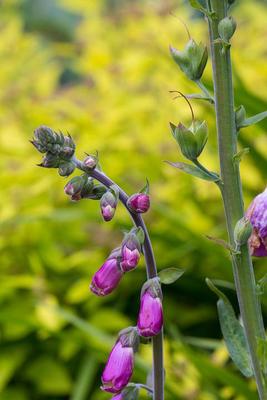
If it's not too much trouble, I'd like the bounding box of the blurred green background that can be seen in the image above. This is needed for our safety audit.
[0,0,267,399]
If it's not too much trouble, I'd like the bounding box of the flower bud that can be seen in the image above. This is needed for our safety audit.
[101,328,138,393]
[234,217,253,247]
[170,39,208,81]
[64,175,87,197]
[90,257,123,296]
[58,161,76,177]
[246,188,267,257]
[38,153,60,168]
[100,187,119,221]
[127,193,150,213]
[218,16,237,43]
[83,154,97,170]
[120,228,143,272]
[137,279,163,338]
[172,121,208,161]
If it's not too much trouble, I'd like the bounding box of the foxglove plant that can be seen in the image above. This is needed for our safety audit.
[168,1,267,399]
[31,125,184,400]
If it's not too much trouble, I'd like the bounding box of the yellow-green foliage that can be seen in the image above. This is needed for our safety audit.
[0,1,266,399]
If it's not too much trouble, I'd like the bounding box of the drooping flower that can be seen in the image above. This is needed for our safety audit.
[90,256,123,296]
[101,328,139,393]
[246,188,267,257]
[137,279,163,337]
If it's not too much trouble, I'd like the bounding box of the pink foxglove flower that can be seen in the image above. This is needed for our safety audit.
[90,257,123,296]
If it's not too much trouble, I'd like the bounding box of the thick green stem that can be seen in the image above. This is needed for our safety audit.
[206,1,266,398]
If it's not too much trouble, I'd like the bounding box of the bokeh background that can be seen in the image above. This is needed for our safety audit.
[1,0,267,399]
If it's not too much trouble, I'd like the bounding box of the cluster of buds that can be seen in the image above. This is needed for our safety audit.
[31,126,76,176]
[246,188,267,257]
[90,228,144,296]
[64,174,106,201]
[31,125,161,398]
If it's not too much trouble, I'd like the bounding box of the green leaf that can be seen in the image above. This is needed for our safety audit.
[188,0,207,13]
[205,235,233,252]
[239,111,267,128]
[158,268,184,284]
[166,161,219,182]
[206,279,253,378]
[233,148,250,163]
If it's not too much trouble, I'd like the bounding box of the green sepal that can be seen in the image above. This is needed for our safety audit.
[121,385,139,400]
[158,268,184,285]
[192,120,208,156]
[166,161,219,182]
[206,279,253,378]
[235,105,246,130]
[170,40,208,81]
[174,123,198,161]
[140,179,150,195]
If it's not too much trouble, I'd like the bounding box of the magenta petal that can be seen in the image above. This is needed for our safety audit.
[90,258,123,296]
[137,291,163,337]
[101,341,134,393]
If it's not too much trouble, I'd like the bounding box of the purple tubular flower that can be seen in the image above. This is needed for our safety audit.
[90,258,123,296]
[246,188,267,257]
[101,340,134,393]
[127,193,150,213]
[137,289,163,338]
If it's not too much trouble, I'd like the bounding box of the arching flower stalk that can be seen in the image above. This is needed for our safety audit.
[30,125,175,400]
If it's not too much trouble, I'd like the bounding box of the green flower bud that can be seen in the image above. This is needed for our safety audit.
[218,16,237,43]
[58,161,76,177]
[172,121,208,161]
[64,175,87,197]
[170,39,208,81]
[234,217,253,247]
[83,154,98,170]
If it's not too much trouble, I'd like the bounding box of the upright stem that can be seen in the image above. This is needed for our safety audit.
[73,159,164,400]
[206,1,266,398]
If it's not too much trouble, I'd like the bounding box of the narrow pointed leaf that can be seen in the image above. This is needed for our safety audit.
[189,0,207,14]
[158,268,184,284]
[239,111,267,128]
[166,161,219,182]
[206,279,253,378]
